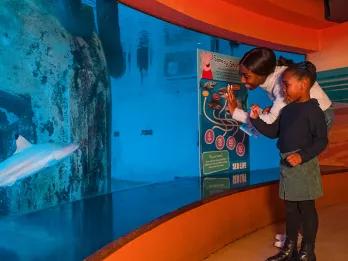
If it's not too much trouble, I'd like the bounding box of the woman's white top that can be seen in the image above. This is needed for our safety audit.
[232,66,332,124]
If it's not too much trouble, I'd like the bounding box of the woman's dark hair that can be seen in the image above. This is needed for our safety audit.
[284,61,317,87]
[239,47,276,76]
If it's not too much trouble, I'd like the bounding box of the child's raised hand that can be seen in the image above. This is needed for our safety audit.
[286,153,302,167]
[262,106,272,114]
[249,104,261,119]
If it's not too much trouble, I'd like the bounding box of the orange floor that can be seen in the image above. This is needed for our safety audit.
[204,203,348,261]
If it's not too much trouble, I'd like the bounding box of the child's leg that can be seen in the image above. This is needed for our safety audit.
[299,200,318,243]
[266,201,301,261]
[285,201,302,241]
[273,200,301,248]
[298,200,318,260]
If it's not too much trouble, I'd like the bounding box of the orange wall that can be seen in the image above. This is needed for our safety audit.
[120,0,348,71]
[96,172,348,261]
[221,0,334,29]
[120,0,319,53]
[308,22,348,71]
[103,184,285,261]
[319,111,348,167]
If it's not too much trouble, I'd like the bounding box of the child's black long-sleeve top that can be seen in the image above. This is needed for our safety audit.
[250,99,328,163]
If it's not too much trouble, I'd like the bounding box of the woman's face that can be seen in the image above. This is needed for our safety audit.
[239,64,266,90]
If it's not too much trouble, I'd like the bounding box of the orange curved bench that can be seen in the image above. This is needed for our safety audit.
[88,171,348,261]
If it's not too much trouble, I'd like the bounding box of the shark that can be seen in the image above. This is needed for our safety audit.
[0,135,79,186]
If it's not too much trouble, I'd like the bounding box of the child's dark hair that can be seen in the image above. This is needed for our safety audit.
[239,47,276,76]
[284,61,317,87]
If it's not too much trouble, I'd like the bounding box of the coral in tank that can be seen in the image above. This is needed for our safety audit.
[0,0,110,215]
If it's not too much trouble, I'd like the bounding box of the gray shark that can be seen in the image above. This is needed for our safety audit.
[0,135,78,186]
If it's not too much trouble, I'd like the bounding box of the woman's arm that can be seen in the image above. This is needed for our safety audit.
[229,94,286,125]
[231,108,248,123]
[259,80,287,124]
[259,96,286,124]
[230,82,287,124]
[250,110,280,139]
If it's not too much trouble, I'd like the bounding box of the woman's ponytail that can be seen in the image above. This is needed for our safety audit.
[277,56,294,66]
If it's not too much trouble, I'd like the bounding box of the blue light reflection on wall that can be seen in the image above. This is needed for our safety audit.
[110,3,304,184]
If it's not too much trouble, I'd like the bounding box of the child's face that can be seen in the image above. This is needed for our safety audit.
[239,65,266,90]
[281,71,305,103]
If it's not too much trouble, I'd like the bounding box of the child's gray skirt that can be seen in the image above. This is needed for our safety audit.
[279,152,323,201]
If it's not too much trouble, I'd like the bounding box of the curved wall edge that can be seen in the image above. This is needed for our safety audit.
[88,172,348,261]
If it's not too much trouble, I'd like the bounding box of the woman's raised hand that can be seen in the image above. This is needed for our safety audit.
[225,85,238,114]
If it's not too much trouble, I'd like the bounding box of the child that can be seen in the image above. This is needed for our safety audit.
[225,46,334,251]
[249,61,328,261]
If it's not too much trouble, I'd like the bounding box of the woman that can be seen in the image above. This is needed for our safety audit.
[226,47,334,128]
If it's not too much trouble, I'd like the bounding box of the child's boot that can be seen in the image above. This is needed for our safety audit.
[299,241,316,261]
[265,238,298,261]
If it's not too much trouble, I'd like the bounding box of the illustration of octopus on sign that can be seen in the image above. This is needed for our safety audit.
[200,79,248,157]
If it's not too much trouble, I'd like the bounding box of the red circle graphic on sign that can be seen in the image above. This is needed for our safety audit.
[204,129,215,144]
[226,136,236,150]
[215,135,225,150]
[236,142,245,157]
